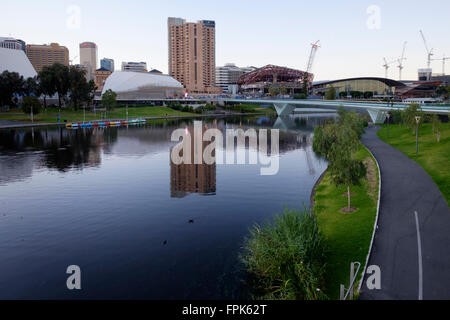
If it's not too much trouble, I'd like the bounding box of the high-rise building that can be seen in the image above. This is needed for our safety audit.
[121,61,147,72]
[168,17,220,94]
[215,63,256,93]
[0,37,24,51]
[79,42,97,80]
[26,43,69,73]
[100,58,114,72]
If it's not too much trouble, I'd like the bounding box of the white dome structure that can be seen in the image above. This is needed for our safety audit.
[101,71,184,100]
[0,47,37,79]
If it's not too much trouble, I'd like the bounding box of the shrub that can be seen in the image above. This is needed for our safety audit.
[293,93,307,99]
[22,96,42,115]
[101,89,117,111]
[325,86,336,100]
[241,208,328,300]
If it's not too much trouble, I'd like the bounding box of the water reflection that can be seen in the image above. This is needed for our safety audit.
[0,114,334,299]
[170,124,216,197]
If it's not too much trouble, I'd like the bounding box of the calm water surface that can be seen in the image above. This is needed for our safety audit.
[0,114,334,299]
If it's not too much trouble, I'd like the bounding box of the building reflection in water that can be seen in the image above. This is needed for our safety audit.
[170,122,216,198]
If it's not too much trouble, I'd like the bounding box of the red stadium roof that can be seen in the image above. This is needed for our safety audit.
[237,64,312,85]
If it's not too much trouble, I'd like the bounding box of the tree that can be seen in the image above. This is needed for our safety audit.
[435,85,449,99]
[402,103,423,134]
[329,149,366,212]
[337,107,365,139]
[280,86,288,95]
[269,86,279,97]
[325,86,336,100]
[363,91,374,99]
[313,114,366,211]
[430,114,441,142]
[38,66,57,108]
[0,70,25,107]
[22,96,42,115]
[101,89,117,111]
[67,66,96,110]
[50,63,70,109]
[22,77,39,97]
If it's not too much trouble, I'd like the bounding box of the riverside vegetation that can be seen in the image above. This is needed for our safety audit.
[242,108,377,300]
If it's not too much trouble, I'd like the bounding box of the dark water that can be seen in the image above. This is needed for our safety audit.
[0,114,333,299]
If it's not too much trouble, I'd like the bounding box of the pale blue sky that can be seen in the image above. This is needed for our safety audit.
[2,0,449,81]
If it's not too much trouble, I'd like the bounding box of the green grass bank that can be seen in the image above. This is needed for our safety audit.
[314,144,379,299]
[377,122,450,206]
[0,106,196,124]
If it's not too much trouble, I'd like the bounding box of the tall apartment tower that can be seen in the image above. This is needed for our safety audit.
[168,17,219,94]
[26,43,69,73]
[79,42,97,80]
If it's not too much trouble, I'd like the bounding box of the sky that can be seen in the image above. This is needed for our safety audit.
[1,0,449,81]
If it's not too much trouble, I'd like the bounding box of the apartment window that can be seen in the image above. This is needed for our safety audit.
[194,63,197,82]
[194,38,197,59]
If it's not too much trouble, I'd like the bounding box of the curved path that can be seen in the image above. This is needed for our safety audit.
[360,126,450,300]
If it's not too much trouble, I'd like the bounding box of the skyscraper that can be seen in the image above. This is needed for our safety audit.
[26,43,69,72]
[100,58,114,72]
[168,17,220,94]
[79,42,97,80]
[121,61,147,72]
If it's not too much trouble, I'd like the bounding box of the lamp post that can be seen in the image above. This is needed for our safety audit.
[386,113,391,139]
[415,116,421,156]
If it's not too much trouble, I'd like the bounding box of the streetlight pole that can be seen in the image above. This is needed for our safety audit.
[386,113,391,139]
[415,116,421,156]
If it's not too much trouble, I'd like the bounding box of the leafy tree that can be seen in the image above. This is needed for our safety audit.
[337,107,365,139]
[313,114,366,211]
[363,91,374,99]
[22,96,42,115]
[0,70,25,107]
[51,63,70,109]
[38,66,57,108]
[328,148,367,211]
[280,86,288,95]
[68,66,96,110]
[101,89,117,111]
[435,85,449,99]
[430,114,441,142]
[22,77,39,97]
[402,103,424,134]
[293,93,307,99]
[325,86,336,100]
[389,110,402,124]
[269,86,280,97]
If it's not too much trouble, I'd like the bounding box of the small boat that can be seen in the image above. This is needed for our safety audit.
[120,120,129,125]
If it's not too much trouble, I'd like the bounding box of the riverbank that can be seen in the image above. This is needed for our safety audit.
[313,143,379,299]
[0,106,195,125]
[377,122,450,206]
[0,109,267,129]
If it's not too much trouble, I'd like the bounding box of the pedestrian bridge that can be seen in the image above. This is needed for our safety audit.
[222,98,450,124]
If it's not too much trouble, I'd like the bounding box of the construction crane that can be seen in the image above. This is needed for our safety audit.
[69,55,78,65]
[305,40,320,91]
[420,30,434,68]
[397,41,407,80]
[382,57,396,78]
[432,54,450,76]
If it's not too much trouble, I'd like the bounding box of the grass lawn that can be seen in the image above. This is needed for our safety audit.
[314,144,379,299]
[377,122,450,206]
[0,106,196,124]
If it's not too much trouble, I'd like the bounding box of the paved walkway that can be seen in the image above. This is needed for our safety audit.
[360,126,450,300]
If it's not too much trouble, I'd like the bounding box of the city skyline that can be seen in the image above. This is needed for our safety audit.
[1,0,450,81]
